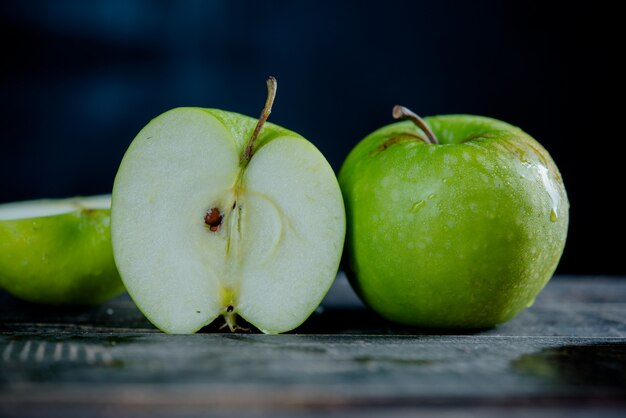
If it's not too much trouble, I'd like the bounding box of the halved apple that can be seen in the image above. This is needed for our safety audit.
[0,195,124,305]
[111,78,345,334]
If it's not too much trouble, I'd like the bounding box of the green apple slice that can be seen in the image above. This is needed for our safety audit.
[0,195,124,305]
[111,78,345,334]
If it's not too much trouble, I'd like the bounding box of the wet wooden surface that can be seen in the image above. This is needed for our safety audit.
[1,275,626,417]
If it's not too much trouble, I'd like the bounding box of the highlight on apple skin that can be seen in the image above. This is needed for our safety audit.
[339,106,568,329]
[111,77,346,334]
[0,195,125,305]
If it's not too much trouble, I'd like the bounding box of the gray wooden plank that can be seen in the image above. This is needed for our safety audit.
[1,334,626,418]
[2,405,626,418]
[1,334,625,398]
[2,275,626,337]
[1,275,626,417]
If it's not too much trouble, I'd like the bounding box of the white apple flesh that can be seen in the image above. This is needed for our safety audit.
[111,79,345,334]
[0,195,110,219]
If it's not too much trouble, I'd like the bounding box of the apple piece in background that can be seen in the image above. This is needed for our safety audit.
[339,106,569,328]
[0,195,125,305]
[111,77,345,334]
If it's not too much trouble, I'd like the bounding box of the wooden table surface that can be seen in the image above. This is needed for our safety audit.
[1,274,625,417]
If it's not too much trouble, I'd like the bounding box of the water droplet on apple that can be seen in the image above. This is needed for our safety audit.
[550,208,558,222]
[410,200,425,212]
[442,178,448,184]
[428,193,436,200]
[538,164,561,222]
[526,298,536,308]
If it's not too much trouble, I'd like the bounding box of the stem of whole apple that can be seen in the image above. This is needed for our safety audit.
[392,105,439,145]
[240,76,278,166]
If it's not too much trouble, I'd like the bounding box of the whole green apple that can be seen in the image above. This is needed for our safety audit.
[339,106,568,328]
[0,195,125,305]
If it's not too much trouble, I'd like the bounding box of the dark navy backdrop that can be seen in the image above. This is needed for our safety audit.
[0,1,622,274]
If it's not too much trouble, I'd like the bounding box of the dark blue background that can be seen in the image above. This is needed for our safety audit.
[0,1,622,274]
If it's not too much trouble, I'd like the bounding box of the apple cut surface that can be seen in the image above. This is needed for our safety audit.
[0,195,110,220]
[111,108,345,334]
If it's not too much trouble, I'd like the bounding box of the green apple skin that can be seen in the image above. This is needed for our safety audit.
[0,205,124,305]
[339,115,568,328]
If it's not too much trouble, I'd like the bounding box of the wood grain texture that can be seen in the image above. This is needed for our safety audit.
[1,275,625,417]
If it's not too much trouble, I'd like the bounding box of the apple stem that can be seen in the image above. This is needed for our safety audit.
[241,76,278,166]
[392,105,439,145]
